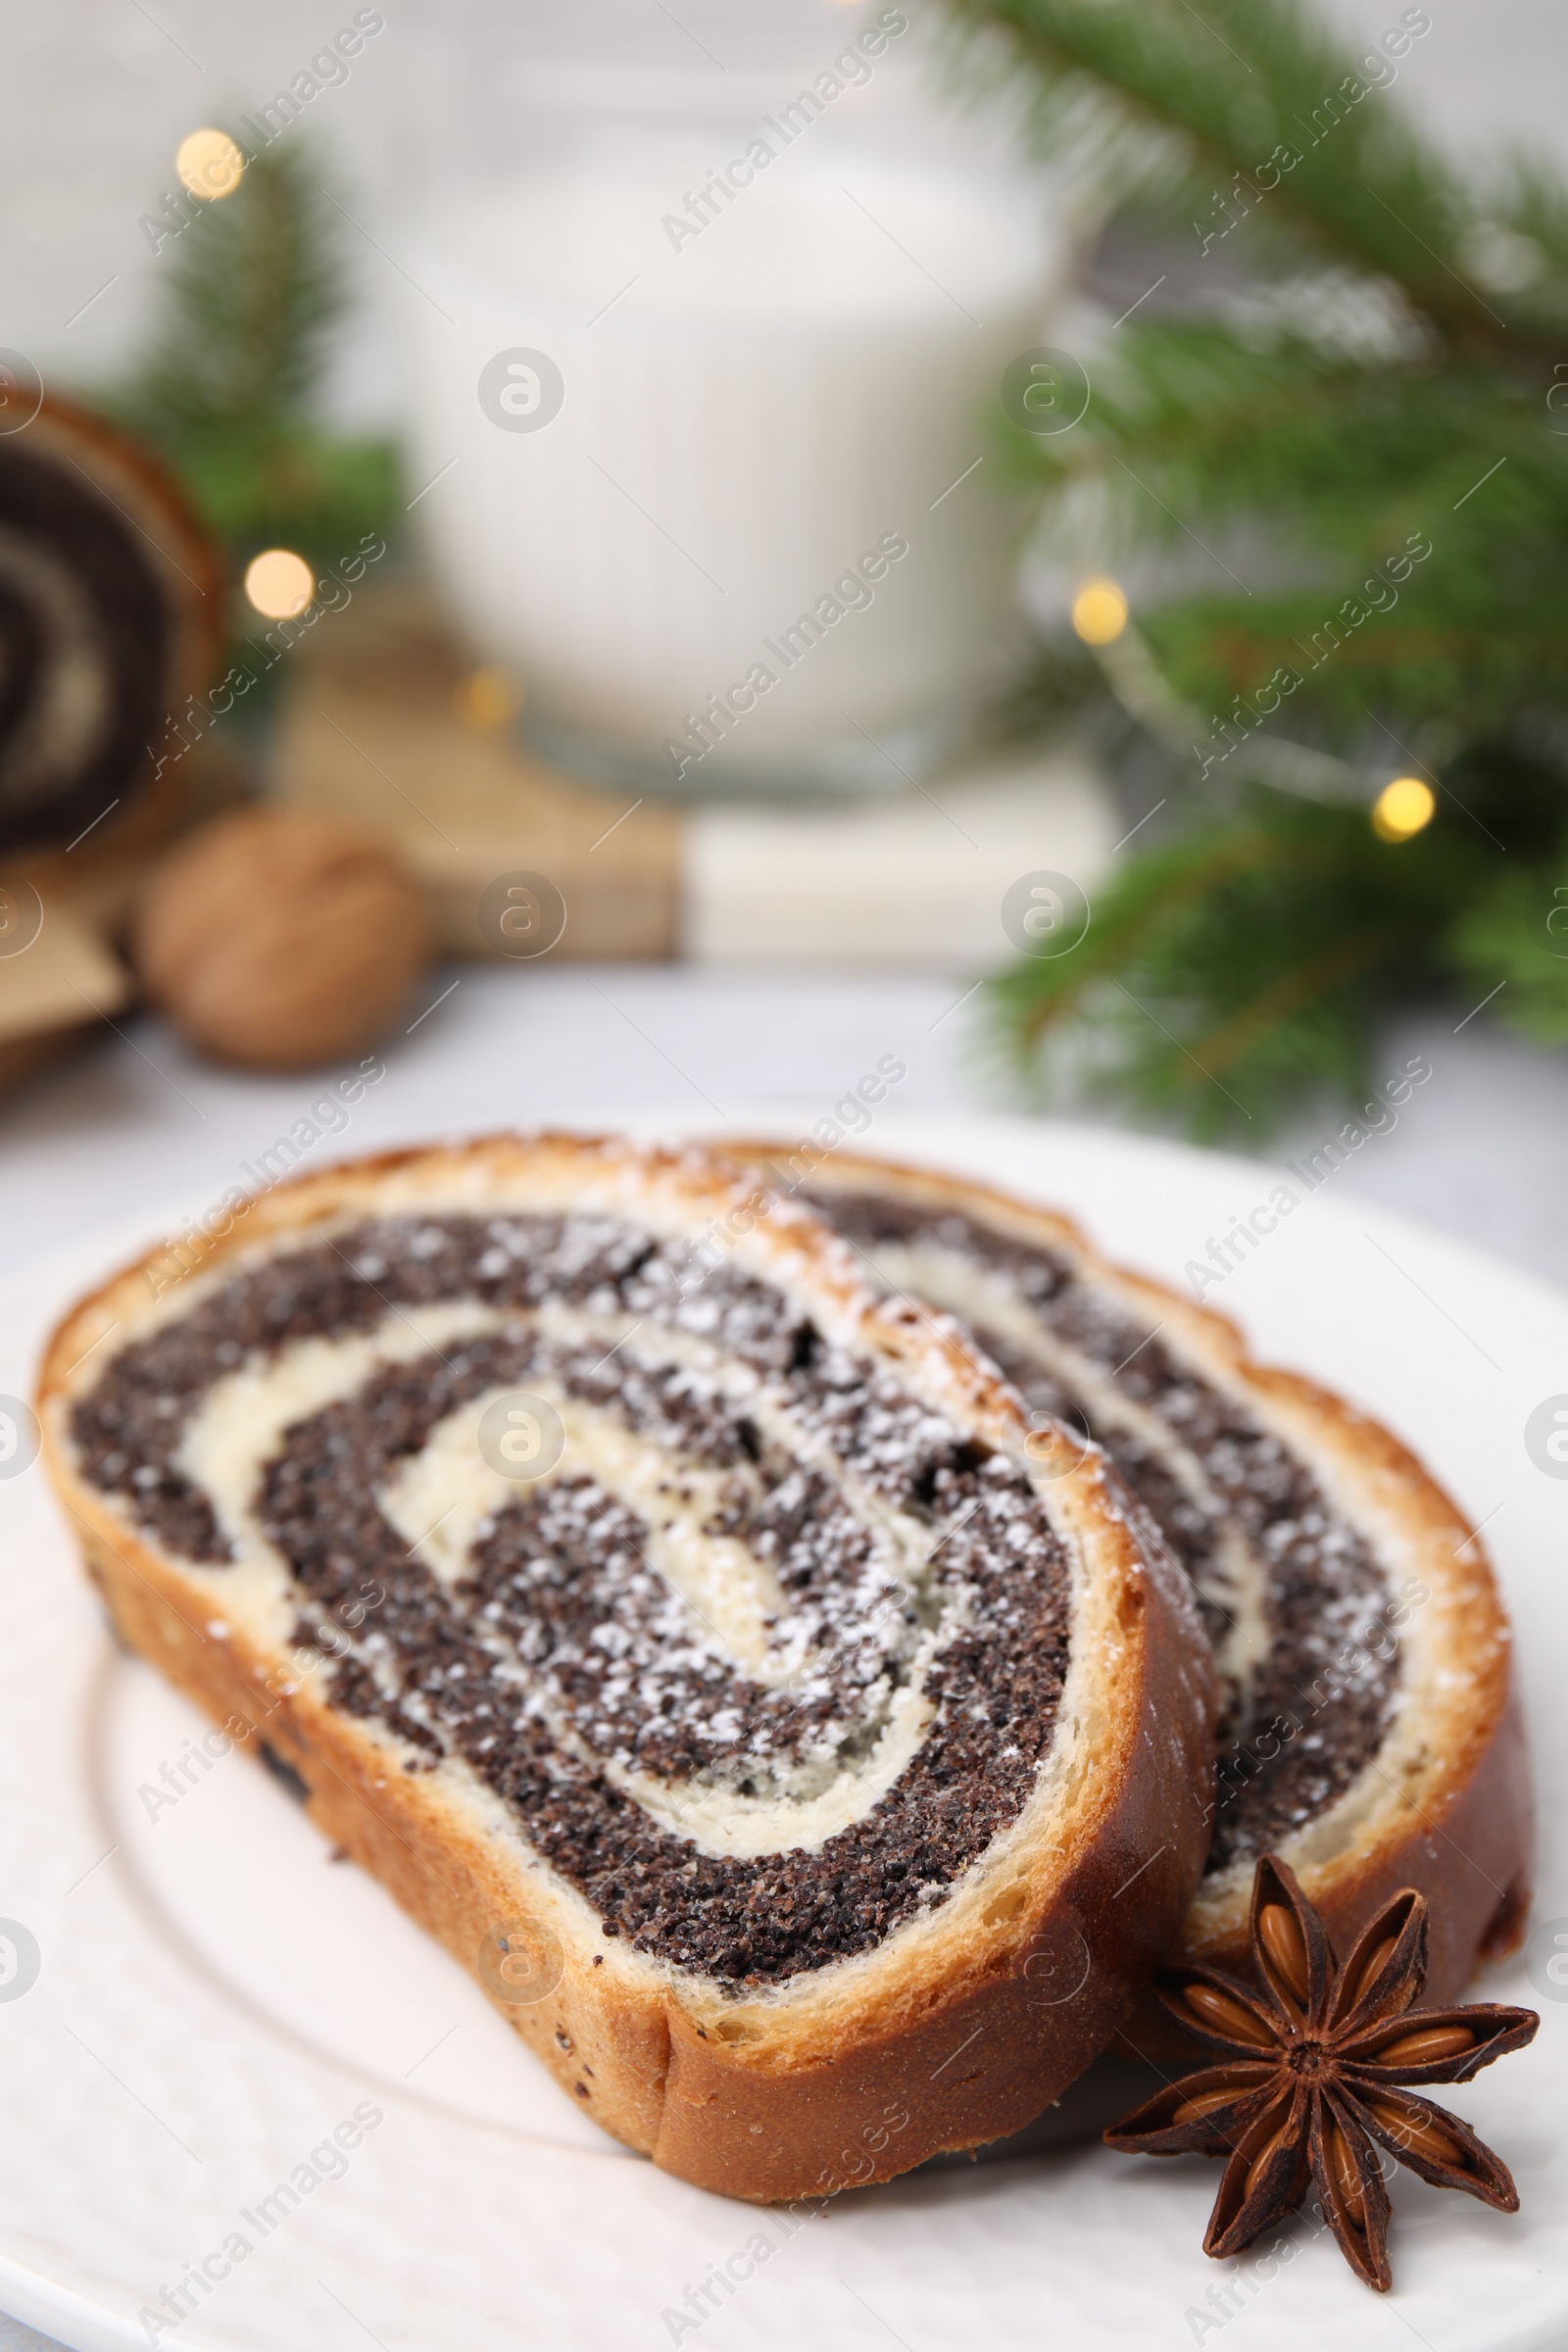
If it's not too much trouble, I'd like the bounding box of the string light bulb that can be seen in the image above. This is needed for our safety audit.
[1371,776,1436,843]
[1071,577,1129,646]
[455,666,523,731]
[176,129,246,201]
[244,549,315,619]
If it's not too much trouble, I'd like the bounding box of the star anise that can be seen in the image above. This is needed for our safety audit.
[1104,1854,1539,2290]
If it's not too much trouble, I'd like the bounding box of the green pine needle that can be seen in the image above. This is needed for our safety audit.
[1448,858,1568,1043]
[102,138,398,563]
[951,0,1568,1133]
[988,789,1478,1138]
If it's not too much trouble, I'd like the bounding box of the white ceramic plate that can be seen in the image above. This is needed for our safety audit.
[1,1113,1564,2352]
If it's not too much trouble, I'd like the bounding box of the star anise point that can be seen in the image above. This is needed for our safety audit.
[1104,1854,1540,2291]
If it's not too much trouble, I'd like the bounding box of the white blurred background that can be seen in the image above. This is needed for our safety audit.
[2,0,1567,1311]
[6,0,1567,421]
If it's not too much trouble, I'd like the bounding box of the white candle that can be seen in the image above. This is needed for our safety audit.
[399,122,1058,790]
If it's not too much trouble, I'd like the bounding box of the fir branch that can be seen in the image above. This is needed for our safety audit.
[986,787,1491,1139]
[941,0,1568,347]
[121,141,341,431]
[1004,312,1568,741]
[1448,858,1568,1042]
[101,137,398,561]
[950,0,1568,1132]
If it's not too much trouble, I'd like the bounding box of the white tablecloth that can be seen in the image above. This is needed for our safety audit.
[3,963,1566,1295]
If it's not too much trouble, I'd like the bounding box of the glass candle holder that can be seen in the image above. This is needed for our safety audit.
[393,2,1064,794]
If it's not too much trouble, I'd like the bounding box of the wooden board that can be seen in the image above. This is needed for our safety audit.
[0,740,243,1096]
[273,596,681,959]
[274,590,1120,969]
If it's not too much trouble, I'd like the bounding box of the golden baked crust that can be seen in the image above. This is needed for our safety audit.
[37,1132,1216,2197]
[721,1145,1534,2058]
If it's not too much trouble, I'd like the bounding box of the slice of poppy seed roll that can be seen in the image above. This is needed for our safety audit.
[731,1146,1533,2047]
[38,1132,1215,2197]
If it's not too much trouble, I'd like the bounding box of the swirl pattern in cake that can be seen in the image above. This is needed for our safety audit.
[72,1206,1089,1982]
[774,1146,1532,2034]
[40,1137,1218,2196]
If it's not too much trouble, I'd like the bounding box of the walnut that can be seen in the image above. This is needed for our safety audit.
[133,808,432,1070]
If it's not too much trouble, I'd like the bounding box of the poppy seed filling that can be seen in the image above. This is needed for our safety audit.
[806,1191,1401,1876]
[72,1211,1074,1985]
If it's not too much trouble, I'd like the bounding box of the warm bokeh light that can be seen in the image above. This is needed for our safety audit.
[455,665,524,731]
[1071,577,1129,647]
[1371,776,1437,842]
[244,548,315,619]
[175,128,246,201]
